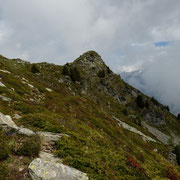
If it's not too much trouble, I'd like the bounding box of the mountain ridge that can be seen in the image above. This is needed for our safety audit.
[0,51,180,179]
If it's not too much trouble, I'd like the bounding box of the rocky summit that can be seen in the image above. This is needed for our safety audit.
[0,51,180,179]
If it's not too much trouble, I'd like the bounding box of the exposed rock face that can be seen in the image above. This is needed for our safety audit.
[29,152,89,180]
[114,117,157,143]
[142,122,170,145]
[144,110,166,126]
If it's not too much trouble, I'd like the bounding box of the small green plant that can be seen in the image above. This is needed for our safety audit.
[16,135,41,157]
[31,64,40,73]
[97,70,105,78]
[136,95,145,109]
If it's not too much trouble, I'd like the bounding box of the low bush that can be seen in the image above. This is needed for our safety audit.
[0,165,8,180]
[0,132,10,161]
[136,95,145,109]
[70,67,81,82]
[134,115,142,126]
[107,66,112,74]
[62,65,70,76]
[31,64,40,73]
[97,70,105,78]
[16,135,41,157]
[145,100,149,109]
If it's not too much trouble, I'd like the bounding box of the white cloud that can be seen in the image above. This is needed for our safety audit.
[0,0,180,113]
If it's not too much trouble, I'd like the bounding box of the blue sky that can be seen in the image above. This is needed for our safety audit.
[154,41,169,47]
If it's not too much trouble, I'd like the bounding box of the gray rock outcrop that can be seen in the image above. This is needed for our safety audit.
[113,117,157,143]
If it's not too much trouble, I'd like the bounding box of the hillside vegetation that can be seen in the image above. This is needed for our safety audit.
[0,51,180,179]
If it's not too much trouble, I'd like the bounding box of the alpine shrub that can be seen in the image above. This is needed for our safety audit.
[62,65,70,76]
[97,70,105,78]
[31,64,40,73]
[70,67,81,82]
[136,95,145,109]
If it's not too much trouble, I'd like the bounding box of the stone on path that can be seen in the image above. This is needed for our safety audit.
[29,152,89,180]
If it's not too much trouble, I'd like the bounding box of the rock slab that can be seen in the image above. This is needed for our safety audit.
[29,152,89,180]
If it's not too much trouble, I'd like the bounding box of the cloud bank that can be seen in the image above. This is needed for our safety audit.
[0,0,180,114]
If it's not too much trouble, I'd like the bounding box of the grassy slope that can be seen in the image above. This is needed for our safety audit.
[0,52,180,179]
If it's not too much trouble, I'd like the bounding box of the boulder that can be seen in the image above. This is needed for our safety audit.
[0,112,18,129]
[29,152,89,180]
[0,112,35,136]
[0,81,6,87]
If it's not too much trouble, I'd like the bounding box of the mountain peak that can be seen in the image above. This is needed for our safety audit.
[74,50,104,65]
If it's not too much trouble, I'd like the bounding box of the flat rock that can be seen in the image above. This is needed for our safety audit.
[13,114,22,120]
[29,152,89,180]
[46,88,53,92]
[18,128,35,136]
[37,131,65,143]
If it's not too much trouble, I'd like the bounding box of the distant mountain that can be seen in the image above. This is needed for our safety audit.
[121,69,149,96]
[0,51,180,179]
[121,69,179,115]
